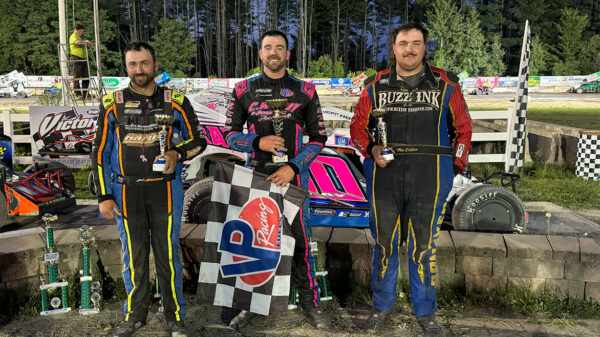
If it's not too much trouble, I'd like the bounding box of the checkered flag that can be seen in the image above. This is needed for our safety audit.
[575,132,600,180]
[506,20,531,173]
[196,161,307,315]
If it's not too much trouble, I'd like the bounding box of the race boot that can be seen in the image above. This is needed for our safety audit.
[300,305,330,330]
[416,314,443,337]
[166,320,187,337]
[365,309,391,331]
[113,320,145,337]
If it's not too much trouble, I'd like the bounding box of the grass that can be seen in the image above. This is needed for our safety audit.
[344,278,600,320]
[470,107,600,129]
[470,160,600,210]
[72,166,94,199]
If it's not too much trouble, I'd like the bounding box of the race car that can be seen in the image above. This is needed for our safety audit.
[570,79,600,93]
[0,134,76,227]
[39,134,94,154]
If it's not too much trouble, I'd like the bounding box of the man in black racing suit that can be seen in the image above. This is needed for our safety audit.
[92,42,206,337]
[350,23,472,336]
[222,30,329,330]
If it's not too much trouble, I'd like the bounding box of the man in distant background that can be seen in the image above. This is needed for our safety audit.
[69,24,94,100]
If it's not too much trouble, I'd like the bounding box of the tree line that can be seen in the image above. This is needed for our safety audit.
[0,0,598,78]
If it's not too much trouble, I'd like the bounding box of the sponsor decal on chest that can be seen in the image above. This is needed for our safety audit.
[280,88,294,97]
[378,90,441,109]
[122,132,160,146]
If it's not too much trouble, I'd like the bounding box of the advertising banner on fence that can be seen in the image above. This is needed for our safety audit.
[26,76,61,88]
[498,77,518,87]
[477,77,499,87]
[330,78,351,89]
[208,78,229,88]
[528,76,541,87]
[461,78,477,88]
[29,106,99,168]
[195,78,209,89]
[310,79,331,86]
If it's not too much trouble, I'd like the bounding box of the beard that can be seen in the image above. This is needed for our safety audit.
[263,57,286,73]
[130,72,155,88]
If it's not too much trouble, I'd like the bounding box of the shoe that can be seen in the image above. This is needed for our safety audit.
[221,307,242,325]
[300,305,330,330]
[416,314,443,337]
[365,309,390,330]
[167,320,187,337]
[113,320,145,337]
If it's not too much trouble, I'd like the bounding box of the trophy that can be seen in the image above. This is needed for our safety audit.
[371,109,394,161]
[39,213,71,316]
[153,114,175,172]
[79,225,100,315]
[264,99,289,173]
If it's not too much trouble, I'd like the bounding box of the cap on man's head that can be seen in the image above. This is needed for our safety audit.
[75,24,84,30]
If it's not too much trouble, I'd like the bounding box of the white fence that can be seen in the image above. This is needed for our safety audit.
[1,110,36,165]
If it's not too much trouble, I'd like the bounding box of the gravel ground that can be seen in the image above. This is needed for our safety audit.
[1,299,599,337]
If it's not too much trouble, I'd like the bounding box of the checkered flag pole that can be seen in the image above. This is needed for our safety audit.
[196,161,307,315]
[505,20,531,173]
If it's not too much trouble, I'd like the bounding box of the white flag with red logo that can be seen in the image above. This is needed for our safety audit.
[196,161,306,315]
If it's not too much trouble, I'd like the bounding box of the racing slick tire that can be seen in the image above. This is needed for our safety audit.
[88,172,96,196]
[75,142,92,153]
[451,184,525,233]
[576,88,583,94]
[0,192,7,227]
[182,177,213,224]
[476,89,483,95]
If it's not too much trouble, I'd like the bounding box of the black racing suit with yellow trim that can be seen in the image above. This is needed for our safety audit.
[224,72,327,309]
[91,85,206,323]
[350,64,472,317]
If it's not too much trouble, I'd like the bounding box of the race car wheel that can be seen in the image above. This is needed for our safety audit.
[0,192,7,227]
[576,88,583,94]
[88,171,96,196]
[476,89,483,95]
[182,177,213,224]
[451,184,525,233]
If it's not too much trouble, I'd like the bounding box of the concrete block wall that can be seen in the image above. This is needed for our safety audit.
[324,230,600,302]
[1,225,599,305]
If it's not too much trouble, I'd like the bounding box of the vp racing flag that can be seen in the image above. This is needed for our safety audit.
[196,161,306,315]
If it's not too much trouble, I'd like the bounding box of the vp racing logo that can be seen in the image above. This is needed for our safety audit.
[38,111,96,140]
[218,197,283,286]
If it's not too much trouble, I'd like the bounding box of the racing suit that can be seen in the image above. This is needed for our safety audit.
[91,85,206,323]
[224,71,327,309]
[350,64,471,317]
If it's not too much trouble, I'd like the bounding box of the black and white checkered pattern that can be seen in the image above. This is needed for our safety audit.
[196,161,307,315]
[575,132,600,180]
[506,20,531,173]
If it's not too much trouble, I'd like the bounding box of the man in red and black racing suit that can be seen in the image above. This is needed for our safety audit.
[350,23,471,336]
[223,30,329,330]
[92,42,206,337]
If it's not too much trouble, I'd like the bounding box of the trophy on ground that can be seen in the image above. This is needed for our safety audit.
[371,109,395,161]
[79,224,100,315]
[39,213,71,316]
[153,114,175,172]
[264,98,289,173]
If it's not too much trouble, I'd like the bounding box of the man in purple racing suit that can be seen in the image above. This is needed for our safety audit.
[222,30,329,330]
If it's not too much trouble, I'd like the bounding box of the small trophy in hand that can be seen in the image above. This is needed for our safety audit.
[264,99,289,173]
[371,109,394,161]
[153,114,174,172]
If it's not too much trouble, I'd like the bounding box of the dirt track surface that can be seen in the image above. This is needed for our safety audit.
[1,300,599,337]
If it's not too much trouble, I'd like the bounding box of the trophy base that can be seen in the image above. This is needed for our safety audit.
[264,162,286,175]
[40,307,71,316]
[79,307,100,315]
[153,158,166,172]
[272,152,288,163]
[381,148,395,161]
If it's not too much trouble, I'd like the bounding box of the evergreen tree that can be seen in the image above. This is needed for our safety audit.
[150,18,195,77]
